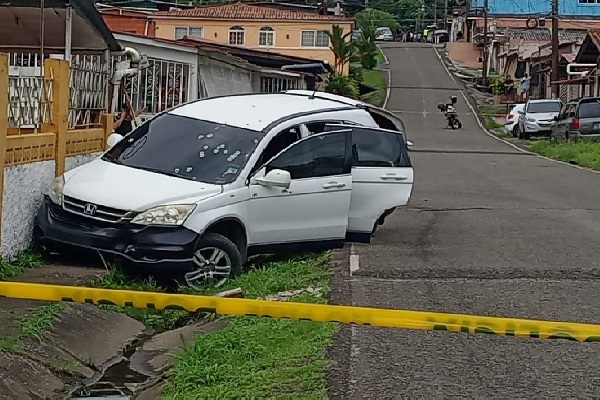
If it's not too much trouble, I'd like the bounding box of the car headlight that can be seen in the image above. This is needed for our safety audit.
[48,175,65,205]
[526,117,536,123]
[130,204,196,226]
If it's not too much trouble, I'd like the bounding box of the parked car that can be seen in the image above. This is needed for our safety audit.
[432,29,449,43]
[34,92,414,288]
[551,97,600,140]
[516,98,562,140]
[375,27,394,41]
[504,103,525,137]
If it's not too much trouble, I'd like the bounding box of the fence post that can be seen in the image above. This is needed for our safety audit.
[100,112,113,149]
[44,58,70,177]
[0,53,8,246]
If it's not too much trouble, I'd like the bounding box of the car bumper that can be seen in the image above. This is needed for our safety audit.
[34,196,199,271]
[504,121,517,132]
[570,131,600,139]
[525,122,553,134]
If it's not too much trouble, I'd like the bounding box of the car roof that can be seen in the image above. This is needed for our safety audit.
[284,89,369,107]
[169,93,354,131]
[527,98,561,103]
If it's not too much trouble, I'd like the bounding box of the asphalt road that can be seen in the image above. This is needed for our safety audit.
[328,42,600,398]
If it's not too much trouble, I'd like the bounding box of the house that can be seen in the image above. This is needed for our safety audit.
[147,2,354,74]
[470,0,600,17]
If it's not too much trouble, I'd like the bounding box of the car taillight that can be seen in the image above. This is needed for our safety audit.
[571,118,580,130]
[508,114,514,119]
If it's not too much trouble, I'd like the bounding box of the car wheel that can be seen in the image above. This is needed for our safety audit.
[181,233,242,289]
[512,125,519,138]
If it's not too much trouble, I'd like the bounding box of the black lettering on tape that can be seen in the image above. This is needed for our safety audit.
[474,327,497,335]
[547,333,577,341]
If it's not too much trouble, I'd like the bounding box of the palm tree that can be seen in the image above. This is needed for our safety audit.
[326,25,355,75]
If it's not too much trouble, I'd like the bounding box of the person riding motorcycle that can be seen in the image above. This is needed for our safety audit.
[437,95,462,130]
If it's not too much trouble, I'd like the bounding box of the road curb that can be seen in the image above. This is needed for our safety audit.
[433,46,600,176]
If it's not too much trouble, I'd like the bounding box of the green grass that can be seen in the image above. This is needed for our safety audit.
[0,302,68,352]
[361,69,387,107]
[162,252,336,398]
[0,250,44,280]
[375,47,386,65]
[529,140,600,171]
[480,106,506,132]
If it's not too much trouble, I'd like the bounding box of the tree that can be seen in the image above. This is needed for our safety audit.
[355,7,399,31]
[355,26,379,69]
[326,25,355,75]
[326,74,359,98]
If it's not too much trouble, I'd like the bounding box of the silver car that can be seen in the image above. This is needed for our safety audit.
[551,97,600,140]
[517,99,562,140]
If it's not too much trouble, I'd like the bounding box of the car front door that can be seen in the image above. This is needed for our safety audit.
[343,126,414,243]
[247,130,352,249]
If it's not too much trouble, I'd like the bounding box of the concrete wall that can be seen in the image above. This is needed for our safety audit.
[198,56,254,97]
[1,153,101,260]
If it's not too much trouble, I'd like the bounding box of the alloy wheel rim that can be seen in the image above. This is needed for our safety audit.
[185,247,232,289]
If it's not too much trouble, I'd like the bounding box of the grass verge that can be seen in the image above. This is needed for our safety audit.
[480,105,506,133]
[162,252,336,398]
[529,140,600,171]
[361,69,387,107]
[0,250,44,280]
[375,47,386,65]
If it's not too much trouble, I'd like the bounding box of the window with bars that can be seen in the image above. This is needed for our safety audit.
[260,77,302,93]
[259,27,275,46]
[174,26,203,39]
[301,30,330,47]
[229,26,245,45]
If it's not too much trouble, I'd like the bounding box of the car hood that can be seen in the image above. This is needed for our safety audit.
[63,159,223,211]
[529,112,559,121]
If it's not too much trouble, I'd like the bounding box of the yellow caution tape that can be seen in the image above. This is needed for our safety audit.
[1,281,599,342]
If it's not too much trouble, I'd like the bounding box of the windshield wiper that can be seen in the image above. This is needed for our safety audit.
[102,153,123,165]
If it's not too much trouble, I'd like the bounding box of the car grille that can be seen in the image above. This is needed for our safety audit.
[62,196,131,224]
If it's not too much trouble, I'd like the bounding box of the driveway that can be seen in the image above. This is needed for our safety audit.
[328,42,600,397]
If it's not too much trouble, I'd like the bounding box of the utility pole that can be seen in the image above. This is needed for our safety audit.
[551,0,560,98]
[444,0,449,29]
[482,0,489,84]
[434,0,437,26]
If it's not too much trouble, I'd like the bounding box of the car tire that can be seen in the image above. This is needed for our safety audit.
[512,125,519,138]
[179,232,243,290]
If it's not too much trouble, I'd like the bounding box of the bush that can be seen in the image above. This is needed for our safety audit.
[326,74,359,99]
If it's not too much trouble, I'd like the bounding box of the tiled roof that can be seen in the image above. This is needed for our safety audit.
[152,2,353,21]
[500,28,586,42]
[587,28,600,50]
[471,16,600,30]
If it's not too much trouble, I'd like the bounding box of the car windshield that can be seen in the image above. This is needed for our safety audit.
[527,102,561,113]
[578,100,600,118]
[102,113,264,185]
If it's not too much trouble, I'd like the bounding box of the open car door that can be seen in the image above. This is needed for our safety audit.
[323,124,414,243]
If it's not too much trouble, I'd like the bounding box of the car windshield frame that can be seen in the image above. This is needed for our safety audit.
[102,113,265,185]
[527,101,562,114]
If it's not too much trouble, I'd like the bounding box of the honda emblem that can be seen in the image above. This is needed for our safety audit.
[83,203,97,216]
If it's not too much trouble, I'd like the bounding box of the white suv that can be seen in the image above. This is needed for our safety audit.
[34,92,414,287]
[517,98,562,140]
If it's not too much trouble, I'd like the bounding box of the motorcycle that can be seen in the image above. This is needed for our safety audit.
[437,95,462,130]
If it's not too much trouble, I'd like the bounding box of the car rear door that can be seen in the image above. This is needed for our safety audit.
[325,125,414,243]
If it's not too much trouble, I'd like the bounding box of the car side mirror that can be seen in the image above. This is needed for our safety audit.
[106,133,124,150]
[517,110,524,115]
[253,169,291,188]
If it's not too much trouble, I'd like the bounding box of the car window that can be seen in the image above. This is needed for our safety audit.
[266,131,348,180]
[578,99,600,118]
[305,121,344,135]
[351,127,411,168]
[103,113,263,185]
[252,126,301,174]
[527,102,562,113]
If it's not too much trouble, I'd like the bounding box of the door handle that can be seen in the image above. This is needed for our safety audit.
[380,174,408,181]
[322,182,346,189]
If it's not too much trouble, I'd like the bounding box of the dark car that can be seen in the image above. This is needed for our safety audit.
[551,97,600,140]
